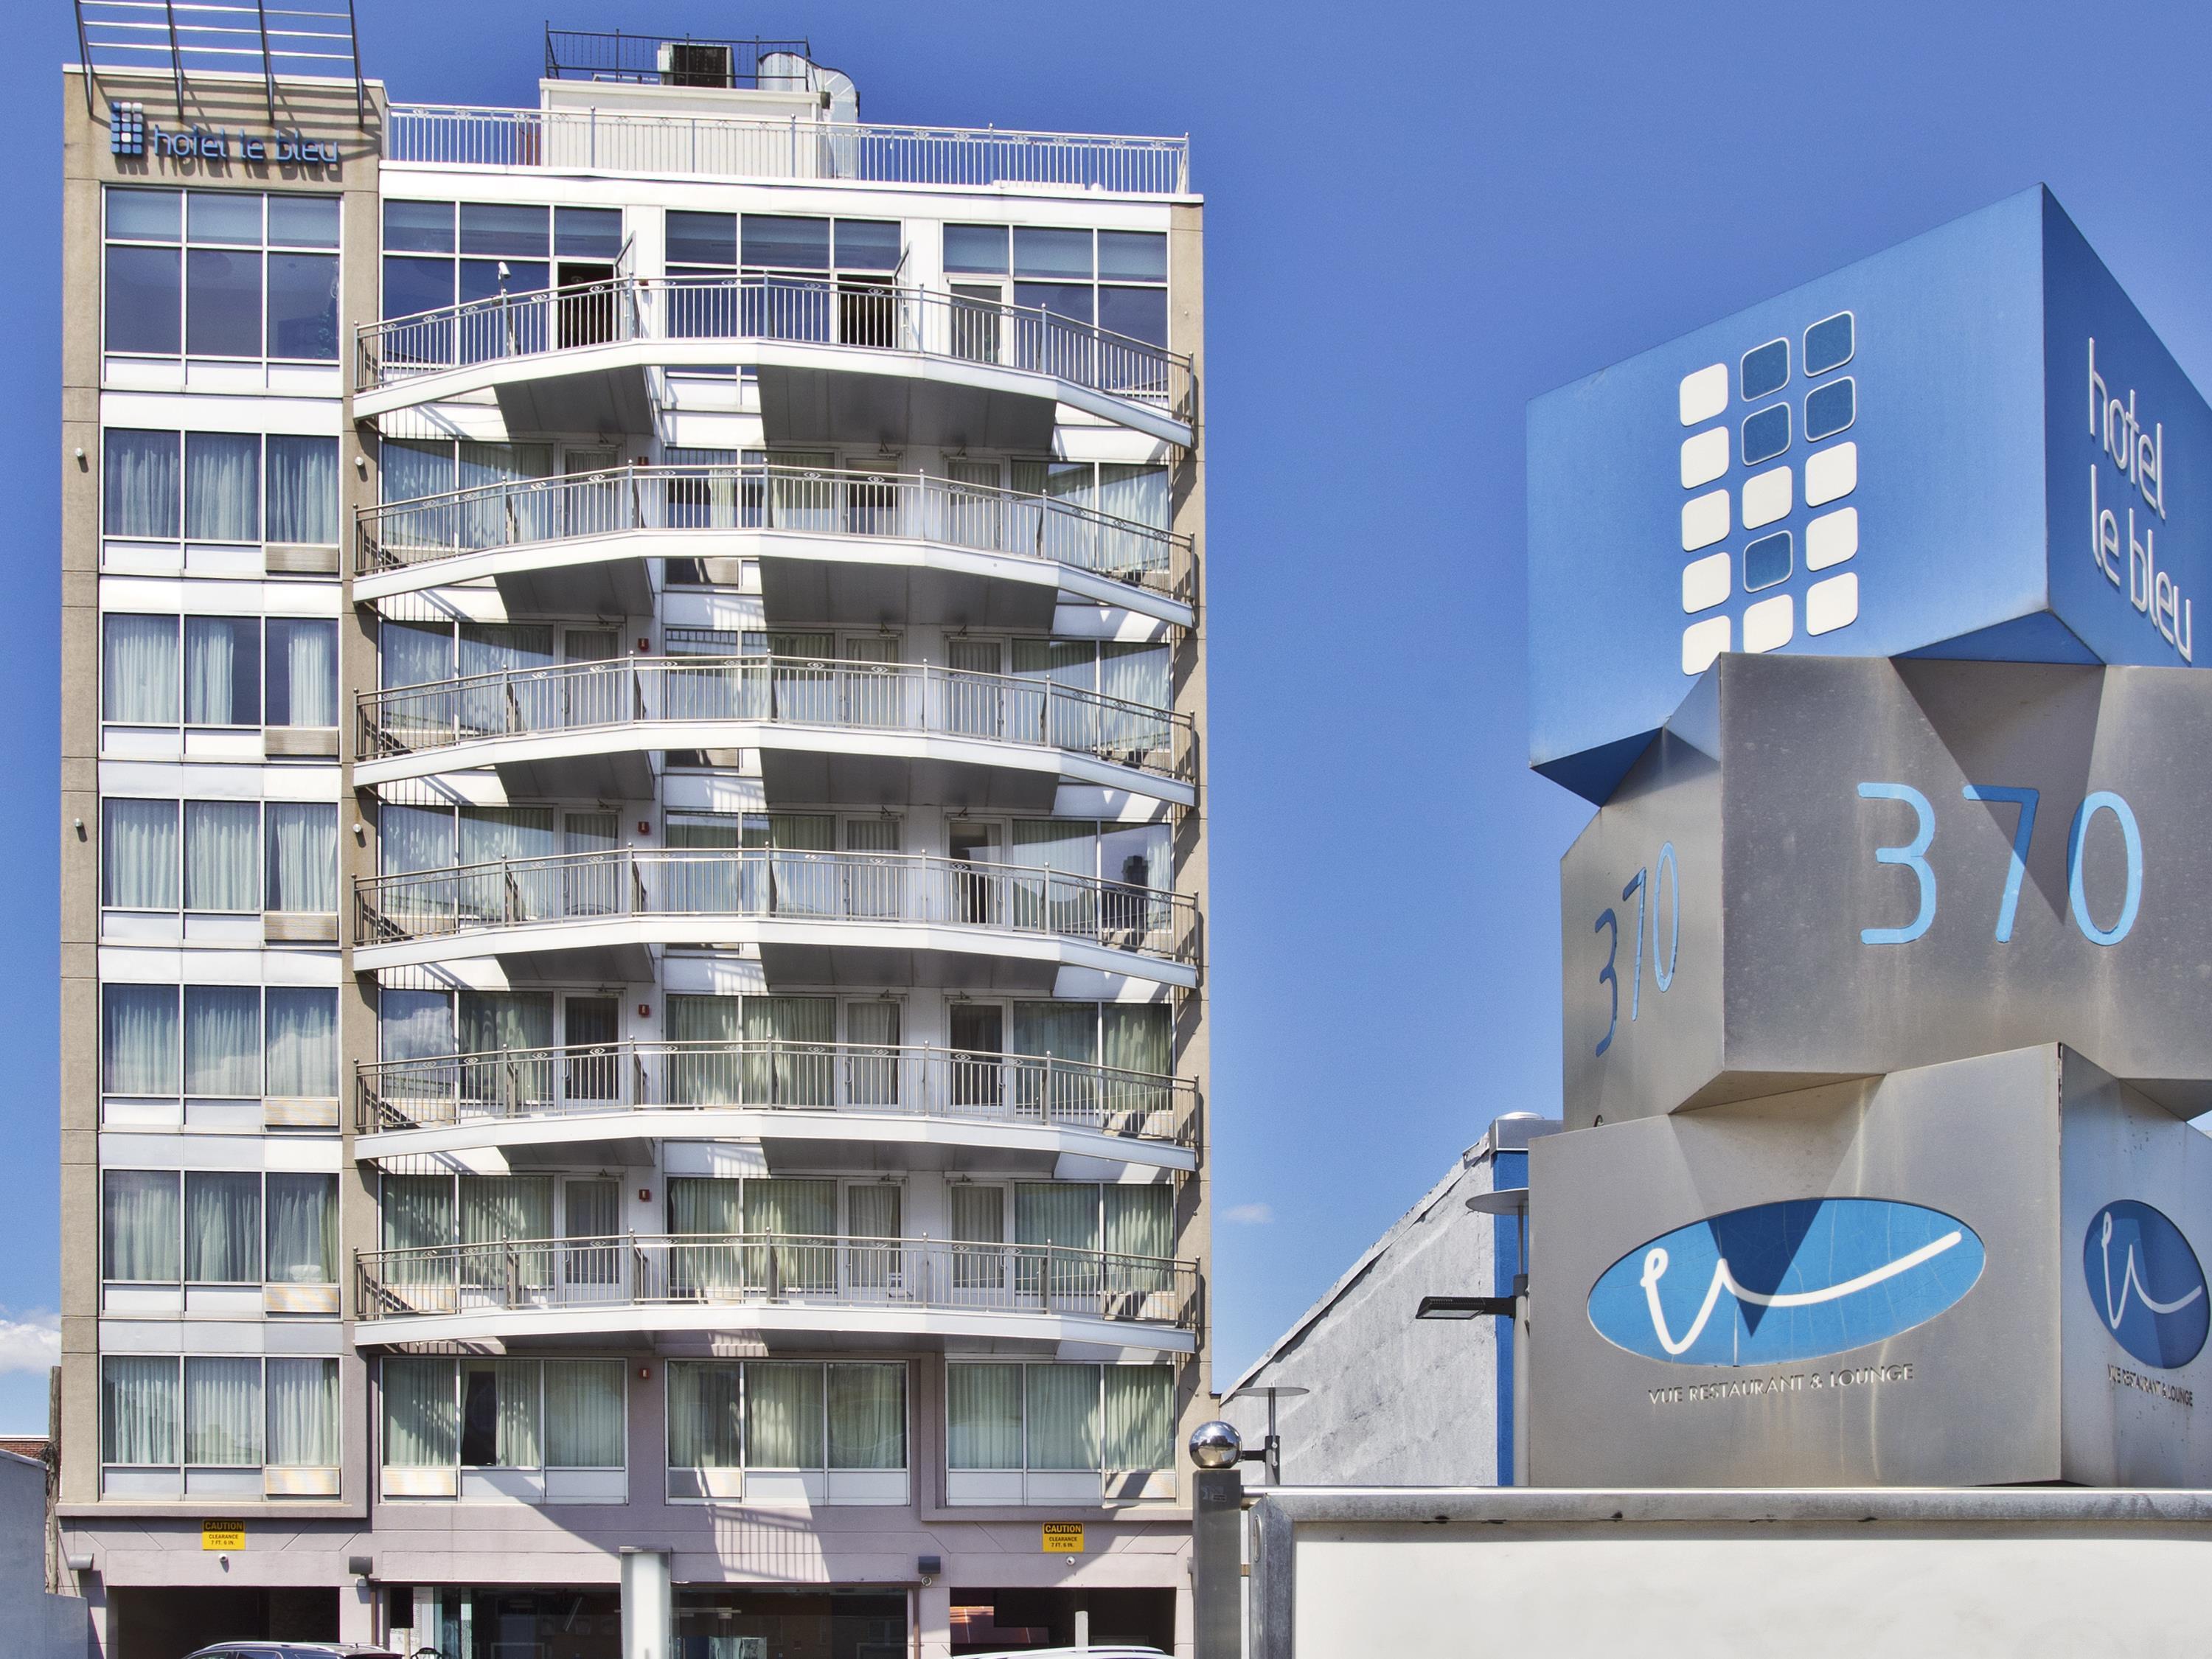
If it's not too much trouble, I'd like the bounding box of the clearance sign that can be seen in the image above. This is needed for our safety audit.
[1041,1522,1085,1554]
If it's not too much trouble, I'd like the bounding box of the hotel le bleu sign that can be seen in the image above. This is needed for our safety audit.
[108,100,341,165]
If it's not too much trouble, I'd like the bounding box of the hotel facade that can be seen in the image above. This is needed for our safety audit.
[58,16,1208,1656]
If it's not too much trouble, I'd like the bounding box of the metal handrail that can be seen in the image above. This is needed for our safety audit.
[354,1231,1200,1332]
[355,654,1193,783]
[355,463,1193,603]
[352,846,1200,967]
[384,102,1191,194]
[355,1038,1195,1145]
[352,276,1194,425]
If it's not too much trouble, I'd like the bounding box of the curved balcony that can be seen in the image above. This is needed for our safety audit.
[352,277,1195,448]
[354,464,1194,629]
[354,1039,1197,1176]
[352,655,1194,811]
[352,1234,1200,1354]
[352,847,1200,990]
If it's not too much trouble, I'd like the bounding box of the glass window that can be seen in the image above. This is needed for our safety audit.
[268,1357,339,1467]
[266,987,338,1096]
[947,1363,1173,1474]
[185,986,261,1097]
[265,802,338,912]
[833,219,900,271]
[1014,227,1093,279]
[667,1362,741,1470]
[1097,230,1167,282]
[665,211,737,267]
[947,1364,1023,1470]
[745,1362,824,1467]
[1024,1364,1099,1467]
[827,1365,905,1470]
[383,1356,458,1468]
[545,1360,625,1468]
[186,247,262,356]
[383,201,455,254]
[103,615,179,722]
[188,192,262,245]
[742,215,830,270]
[1098,285,1168,347]
[183,433,260,541]
[944,223,1009,275]
[103,1169,180,1281]
[459,202,549,257]
[266,437,339,544]
[103,431,181,538]
[108,187,181,240]
[461,1358,540,1468]
[266,252,339,359]
[268,195,341,248]
[102,984,179,1096]
[184,1170,261,1281]
[102,1356,178,1467]
[102,799,178,908]
[265,1174,337,1284]
[105,246,181,354]
[382,254,453,320]
[186,1356,262,1467]
[555,206,623,259]
[1103,1366,1174,1469]
[184,617,262,725]
[184,800,259,911]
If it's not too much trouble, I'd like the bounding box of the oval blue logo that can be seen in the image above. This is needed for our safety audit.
[1587,1197,1984,1366]
[2084,1200,2209,1370]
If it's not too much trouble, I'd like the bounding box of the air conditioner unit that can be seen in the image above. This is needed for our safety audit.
[659,42,734,88]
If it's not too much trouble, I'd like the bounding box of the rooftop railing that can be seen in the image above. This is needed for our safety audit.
[385,103,1191,194]
[353,847,1200,968]
[356,654,1192,785]
[358,463,1194,606]
[355,1038,1195,1147]
[355,1232,1200,1333]
[353,276,1194,428]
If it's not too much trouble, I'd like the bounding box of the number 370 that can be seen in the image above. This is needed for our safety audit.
[1593,844,1678,1058]
[1855,782,2143,949]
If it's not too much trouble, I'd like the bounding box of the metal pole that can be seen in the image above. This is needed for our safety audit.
[1191,1465,1243,1659]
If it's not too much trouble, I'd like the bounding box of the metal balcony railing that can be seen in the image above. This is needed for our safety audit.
[353,276,1194,426]
[356,1039,1196,1146]
[352,848,1200,967]
[355,655,1192,784]
[355,1232,1200,1333]
[356,463,1194,605]
[385,103,1192,194]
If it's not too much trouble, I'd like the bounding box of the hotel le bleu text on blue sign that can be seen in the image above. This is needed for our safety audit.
[1527,187,2212,802]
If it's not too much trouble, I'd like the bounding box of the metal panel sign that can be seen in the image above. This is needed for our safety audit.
[1561,653,2212,1129]
[1528,1046,2212,1488]
[1528,185,2212,803]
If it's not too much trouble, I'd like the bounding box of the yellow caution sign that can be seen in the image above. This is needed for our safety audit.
[201,1519,246,1551]
[1041,1521,1085,1554]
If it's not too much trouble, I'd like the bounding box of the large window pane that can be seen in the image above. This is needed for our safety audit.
[827,1365,905,1470]
[1024,1364,1101,1470]
[1013,228,1093,279]
[105,246,181,354]
[555,206,622,259]
[267,253,339,359]
[545,1360,625,1468]
[266,618,338,726]
[102,1356,179,1466]
[102,1169,180,1281]
[667,1362,741,1470]
[268,1357,338,1467]
[381,1174,454,1253]
[665,211,736,267]
[186,248,262,355]
[946,1364,1022,1470]
[745,1362,824,1468]
[265,1172,336,1284]
[184,434,261,541]
[265,987,338,1096]
[103,615,179,722]
[382,254,454,320]
[185,1355,262,1466]
[103,985,179,1095]
[382,1356,456,1467]
[184,616,262,725]
[184,800,259,912]
[1103,1366,1174,1469]
[383,201,454,254]
[107,187,181,240]
[459,202,549,257]
[1099,285,1169,349]
[265,802,337,912]
[184,1170,262,1281]
[102,431,181,537]
[461,1358,540,1467]
[943,223,1009,276]
[185,986,262,1097]
[833,220,900,271]
[1097,231,1168,282]
[187,191,262,244]
[265,438,338,544]
[742,215,829,270]
[102,799,178,909]
[268,195,340,248]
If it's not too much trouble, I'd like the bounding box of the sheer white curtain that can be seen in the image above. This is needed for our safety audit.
[1102,1366,1173,1470]
[264,1173,335,1283]
[265,988,336,1096]
[265,435,338,544]
[102,985,179,1096]
[544,1360,625,1468]
[267,1357,338,1467]
[102,1356,178,1466]
[184,801,259,912]
[1015,1182,1099,1253]
[267,619,338,728]
[185,987,260,1097]
[1024,1363,1101,1470]
[946,1363,1022,1470]
[381,1356,456,1467]
[102,615,180,724]
[183,432,260,542]
[744,1362,824,1468]
[378,804,453,874]
[184,617,261,726]
[184,1355,262,1466]
[265,803,336,912]
[379,619,453,689]
[102,1169,179,1281]
[101,799,178,909]
[184,1171,260,1283]
[827,1364,905,1470]
[667,1362,741,1470]
[102,430,181,538]
[461,1359,543,1469]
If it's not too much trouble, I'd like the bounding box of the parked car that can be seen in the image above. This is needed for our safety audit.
[184,1645,409,1659]
[958,1649,1170,1658]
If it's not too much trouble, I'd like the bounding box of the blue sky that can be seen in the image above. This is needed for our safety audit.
[4,0,2212,1430]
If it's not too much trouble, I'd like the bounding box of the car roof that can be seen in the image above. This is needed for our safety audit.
[185,1646,400,1658]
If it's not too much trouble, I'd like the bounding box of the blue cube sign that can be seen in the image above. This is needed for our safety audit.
[1528,187,2212,802]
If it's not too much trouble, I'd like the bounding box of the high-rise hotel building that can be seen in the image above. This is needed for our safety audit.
[59,15,1207,1655]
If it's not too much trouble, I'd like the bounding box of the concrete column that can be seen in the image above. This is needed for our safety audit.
[621,1548,673,1659]
[916,1580,951,1659]
[340,1576,377,1644]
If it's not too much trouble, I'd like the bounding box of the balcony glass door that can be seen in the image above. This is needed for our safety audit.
[562,995,620,1106]
[562,812,620,920]
[950,1003,1004,1114]
[560,1178,620,1298]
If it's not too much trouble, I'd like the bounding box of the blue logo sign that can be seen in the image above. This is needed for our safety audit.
[110,100,144,158]
[1587,1197,1984,1366]
[2084,1200,2208,1370]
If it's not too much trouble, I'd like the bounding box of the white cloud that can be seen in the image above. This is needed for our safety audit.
[1223,1203,1274,1225]
[0,1312,60,1375]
